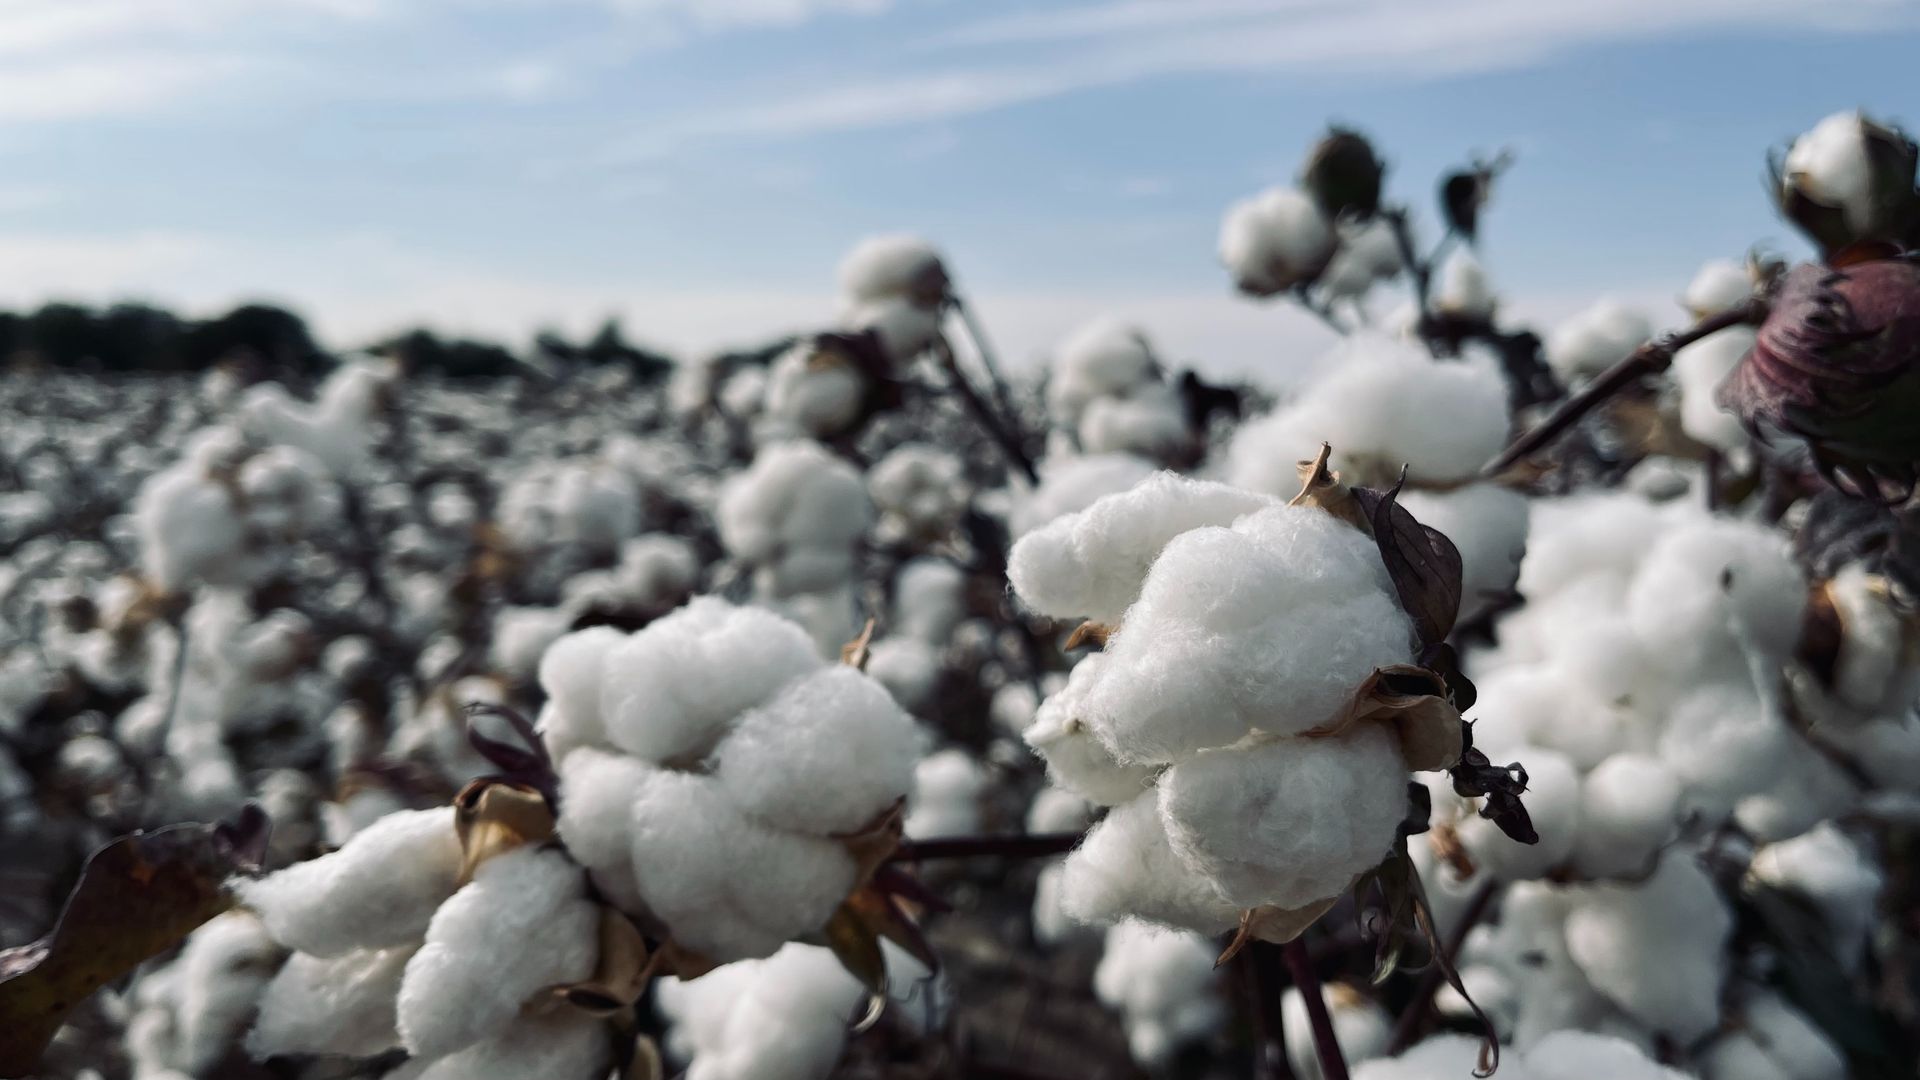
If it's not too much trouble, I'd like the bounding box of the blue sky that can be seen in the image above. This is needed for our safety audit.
[1,0,1917,376]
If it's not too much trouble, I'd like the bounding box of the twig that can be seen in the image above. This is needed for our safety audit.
[1481,299,1767,477]
[1241,941,1294,1080]
[1290,286,1351,336]
[1387,877,1499,1052]
[1382,207,1434,321]
[1282,938,1350,1080]
[950,295,1024,433]
[934,339,1039,486]
[887,832,1082,863]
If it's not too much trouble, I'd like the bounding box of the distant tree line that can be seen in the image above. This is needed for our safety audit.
[0,300,678,382]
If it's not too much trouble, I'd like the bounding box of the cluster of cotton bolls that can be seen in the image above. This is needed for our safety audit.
[1044,318,1191,463]
[716,438,872,653]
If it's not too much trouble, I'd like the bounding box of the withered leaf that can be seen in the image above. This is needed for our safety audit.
[1449,722,1537,846]
[1215,894,1343,968]
[840,617,877,671]
[1288,443,1368,531]
[1063,620,1111,651]
[555,908,658,1018]
[820,902,888,995]
[464,702,558,805]
[454,779,557,884]
[1353,475,1465,647]
[0,806,270,1078]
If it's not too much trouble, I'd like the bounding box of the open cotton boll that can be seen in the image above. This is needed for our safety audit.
[616,534,699,611]
[1397,484,1528,622]
[397,846,599,1059]
[1735,742,1860,843]
[249,946,413,1059]
[1826,565,1919,714]
[1059,792,1240,934]
[1434,250,1497,319]
[1008,452,1158,537]
[1784,112,1877,231]
[239,806,463,957]
[1818,713,1920,793]
[1025,654,1160,806]
[1160,726,1407,911]
[408,1010,612,1080]
[600,597,822,765]
[557,747,656,912]
[1749,822,1883,966]
[1458,748,1579,881]
[1734,990,1847,1080]
[1046,317,1160,426]
[892,557,967,644]
[1626,518,1807,678]
[1093,922,1225,1067]
[868,444,970,538]
[904,747,989,839]
[1571,754,1682,879]
[1218,186,1335,295]
[714,665,926,837]
[1078,385,1191,461]
[536,626,626,760]
[1673,327,1756,452]
[1700,1033,1794,1080]
[135,465,247,592]
[1353,1034,1521,1080]
[864,636,942,713]
[551,463,642,551]
[1027,786,1094,835]
[717,441,870,595]
[172,912,283,1073]
[1545,299,1654,383]
[1515,492,1668,603]
[837,234,947,305]
[1283,985,1390,1080]
[629,769,857,962]
[845,295,944,364]
[657,943,873,1080]
[1318,217,1403,303]
[1686,259,1757,318]
[1659,683,1791,821]
[762,343,865,439]
[1524,1030,1690,1080]
[1563,851,1731,1043]
[1006,471,1274,626]
[489,606,572,683]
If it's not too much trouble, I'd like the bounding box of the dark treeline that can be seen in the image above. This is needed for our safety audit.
[0,299,678,382]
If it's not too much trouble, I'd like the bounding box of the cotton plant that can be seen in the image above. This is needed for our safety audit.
[1044,318,1194,464]
[867,442,972,544]
[715,439,871,653]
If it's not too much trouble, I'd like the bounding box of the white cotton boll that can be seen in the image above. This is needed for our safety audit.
[721,366,769,418]
[600,597,822,765]
[239,806,462,957]
[488,606,571,684]
[1031,861,1081,946]
[536,625,625,760]
[864,636,942,713]
[248,946,413,1059]
[1319,217,1403,303]
[1659,683,1790,821]
[552,464,641,551]
[410,1010,611,1080]
[1627,518,1807,678]
[629,770,856,961]
[868,444,970,538]
[1687,259,1758,318]
[1094,922,1226,1068]
[714,665,926,837]
[1046,317,1159,426]
[717,441,870,594]
[1160,726,1407,911]
[1738,990,1846,1080]
[1784,111,1878,231]
[135,466,246,592]
[1572,754,1682,879]
[1700,1033,1794,1080]
[763,342,865,439]
[1059,792,1239,934]
[992,681,1042,737]
[1024,654,1160,806]
[770,586,861,660]
[1674,327,1756,452]
[1819,713,1920,793]
[1434,250,1497,319]
[1827,566,1917,713]
[1749,822,1883,966]
[1397,484,1528,622]
[1459,748,1580,881]
[1283,985,1391,1080]
[617,534,699,610]
[1525,1030,1690,1080]
[1006,471,1274,626]
[1545,299,1653,383]
[556,747,656,912]
[1027,786,1093,835]
[847,296,943,363]
[1008,452,1158,537]
[173,912,282,1073]
[657,943,871,1080]
[904,747,989,839]
[1515,492,1668,603]
[1352,1035,1514,1080]
[1077,384,1191,461]
[1563,851,1730,1043]
[893,557,967,644]
[837,234,947,305]
[397,846,599,1060]
[1735,742,1860,842]
[1219,186,1335,295]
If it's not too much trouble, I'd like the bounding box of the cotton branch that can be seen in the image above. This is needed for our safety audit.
[1282,938,1350,1080]
[933,338,1040,487]
[887,831,1083,863]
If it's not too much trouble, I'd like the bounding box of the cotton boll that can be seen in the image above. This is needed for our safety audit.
[892,557,967,644]
[552,463,642,551]
[1571,754,1682,879]
[1784,112,1878,232]
[489,605,572,684]
[1283,984,1390,1080]
[1826,566,1919,714]
[1006,471,1274,626]
[135,465,247,592]
[1219,186,1336,295]
[1736,990,1846,1080]
[1024,654,1160,806]
[397,845,599,1059]
[1397,484,1528,622]
[763,342,866,439]
[1627,518,1806,678]
[1563,851,1730,1043]
[1515,492,1668,604]
[1673,327,1756,452]
[1545,299,1653,383]
[1160,726,1407,911]
[1093,922,1226,1068]
[1735,743,1860,843]
[536,626,626,761]
[1458,749,1580,881]
[1046,318,1159,427]
[239,806,463,957]
[1700,1033,1794,1080]
[1525,1030,1690,1080]
[1078,385,1191,461]
[846,296,944,364]
[1434,250,1497,319]
[1008,452,1158,537]
[410,1010,612,1080]
[837,234,948,306]
[599,598,822,765]
[714,665,926,837]
[1352,1035,1516,1080]
[1659,683,1790,821]
[1027,786,1093,835]
[556,747,656,912]
[616,534,700,612]
[1686,259,1758,318]
[904,747,989,839]
[1319,217,1403,303]
[717,441,870,595]
[1817,713,1920,793]
[249,946,413,1059]
[868,444,970,539]
[172,912,283,1073]
[656,943,872,1080]
[864,636,942,714]
[1748,822,1883,967]
[1059,792,1239,934]
[629,770,856,962]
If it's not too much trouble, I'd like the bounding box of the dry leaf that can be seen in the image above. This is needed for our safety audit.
[1063,620,1111,650]
[554,908,659,1017]
[1288,443,1369,531]
[840,617,877,670]
[1215,895,1342,967]
[453,779,556,884]
[1313,665,1464,772]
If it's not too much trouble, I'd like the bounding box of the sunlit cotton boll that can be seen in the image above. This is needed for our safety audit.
[837,233,948,307]
[868,443,970,539]
[1007,452,1157,537]
[1219,186,1336,295]
[1563,851,1731,1043]
[1058,792,1240,935]
[238,806,463,957]
[249,945,414,1060]
[1545,298,1653,383]
[1625,517,1807,681]
[1783,111,1879,233]
[1046,317,1160,429]
[1685,258,1758,319]
[1093,922,1227,1068]
[134,463,248,593]
[1434,250,1497,319]
[1673,326,1757,452]
[845,295,945,364]
[1023,654,1159,807]
[717,440,871,597]
[535,625,625,761]
[904,747,989,839]
[762,341,866,439]
[395,845,599,1059]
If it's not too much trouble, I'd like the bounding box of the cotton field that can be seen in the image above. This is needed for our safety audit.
[2,109,1919,1080]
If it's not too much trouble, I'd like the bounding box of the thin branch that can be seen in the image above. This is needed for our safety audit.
[1387,877,1499,1053]
[934,339,1040,487]
[949,294,1024,432]
[1481,298,1768,477]
[888,832,1082,863]
[1290,287,1352,336]
[1282,938,1350,1080]
[1382,207,1434,321]
[1242,941,1295,1080]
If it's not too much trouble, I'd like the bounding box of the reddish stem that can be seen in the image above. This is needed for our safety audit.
[887,832,1082,863]
[1282,937,1350,1080]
